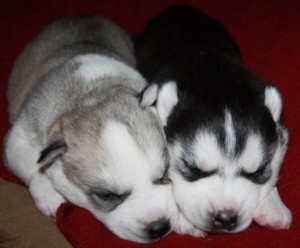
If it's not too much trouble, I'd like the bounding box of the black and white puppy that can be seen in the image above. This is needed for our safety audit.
[134,6,292,236]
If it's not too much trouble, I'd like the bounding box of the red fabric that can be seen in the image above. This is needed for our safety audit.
[1,0,300,247]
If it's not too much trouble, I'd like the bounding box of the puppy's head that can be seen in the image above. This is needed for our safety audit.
[154,82,288,233]
[37,86,177,243]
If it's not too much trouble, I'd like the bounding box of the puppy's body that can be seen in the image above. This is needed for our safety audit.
[8,16,136,122]
[135,6,291,235]
[5,16,177,243]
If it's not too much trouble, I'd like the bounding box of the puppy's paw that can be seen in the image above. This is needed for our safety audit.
[173,212,206,237]
[29,173,65,217]
[254,188,292,229]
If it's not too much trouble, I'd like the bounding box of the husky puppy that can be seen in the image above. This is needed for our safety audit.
[4,15,178,243]
[134,6,292,236]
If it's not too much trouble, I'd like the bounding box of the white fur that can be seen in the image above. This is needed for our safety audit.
[140,84,158,107]
[46,121,177,243]
[5,122,40,185]
[93,121,177,242]
[100,121,163,179]
[29,173,65,216]
[224,110,236,155]
[192,133,223,171]
[173,212,206,237]
[5,122,66,216]
[75,54,146,87]
[254,187,292,229]
[265,86,282,122]
[171,109,290,234]
[157,81,178,126]
[46,161,90,210]
[238,134,264,173]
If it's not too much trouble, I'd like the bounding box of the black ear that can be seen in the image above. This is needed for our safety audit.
[38,141,67,169]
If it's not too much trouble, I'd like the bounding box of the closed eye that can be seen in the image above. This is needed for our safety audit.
[178,159,217,182]
[240,162,272,184]
[90,189,130,212]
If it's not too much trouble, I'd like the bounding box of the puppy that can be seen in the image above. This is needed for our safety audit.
[4,15,178,243]
[134,6,292,236]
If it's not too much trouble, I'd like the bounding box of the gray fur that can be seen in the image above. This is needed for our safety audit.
[4,15,174,243]
[8,15,136,123]
[7,15,161,151]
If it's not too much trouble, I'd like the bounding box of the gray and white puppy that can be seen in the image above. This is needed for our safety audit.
[4,15,177,243]
[134,6,291,236]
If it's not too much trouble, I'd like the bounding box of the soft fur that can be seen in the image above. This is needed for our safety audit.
[134,6,292,236]
[4,15,177,243]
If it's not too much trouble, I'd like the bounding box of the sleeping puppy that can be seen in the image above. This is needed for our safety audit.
[134,6,292,236]
[4,15,178,243]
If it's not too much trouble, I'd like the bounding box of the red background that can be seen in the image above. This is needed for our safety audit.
[1,0,299,247]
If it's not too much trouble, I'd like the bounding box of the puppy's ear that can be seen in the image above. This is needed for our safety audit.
[264,86,282,122]
[156,81,178,126]
[139,81,178,126]
[38,119,68,170]
[38,141,67,169]
[139,84,158,107]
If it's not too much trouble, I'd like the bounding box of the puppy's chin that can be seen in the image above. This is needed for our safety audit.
[202,218,253,234]
[46,154,176,243]
[92,209,174,243]
[106,229,162,244]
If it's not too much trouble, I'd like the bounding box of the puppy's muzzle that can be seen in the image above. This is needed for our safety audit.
[212,209,237,231]
[147,218,171,239]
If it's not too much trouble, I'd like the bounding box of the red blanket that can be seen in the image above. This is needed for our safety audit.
[1,0,300,247]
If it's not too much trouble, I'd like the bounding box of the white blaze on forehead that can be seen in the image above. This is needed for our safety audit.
[224,110,236,155]
[238,134,264,172]
[192,132,223,171]
[100,121,161,183]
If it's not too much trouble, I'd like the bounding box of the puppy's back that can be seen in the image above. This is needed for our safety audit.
[8,16,135,123]
[134,5,240,67]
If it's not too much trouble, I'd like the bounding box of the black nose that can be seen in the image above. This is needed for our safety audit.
[147,219,171,239]
[212,209,237,230]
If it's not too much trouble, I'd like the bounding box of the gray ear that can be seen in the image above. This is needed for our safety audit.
[156,81,178,126]
[38,141,67,169]
[264,86,282,122]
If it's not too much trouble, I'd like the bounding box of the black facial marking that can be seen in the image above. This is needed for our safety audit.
[90,188,130,212]
[178,159,217,182]
[240,161,272,185]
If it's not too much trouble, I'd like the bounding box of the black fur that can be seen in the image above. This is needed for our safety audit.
[134,5,278,161]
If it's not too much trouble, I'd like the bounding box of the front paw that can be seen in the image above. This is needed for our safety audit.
[254,188,292,229]
[29,173,65,217]
[173,213,206,237]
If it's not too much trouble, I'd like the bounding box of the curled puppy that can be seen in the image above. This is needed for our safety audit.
[134,6,292,236]
[4,15,177,243]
